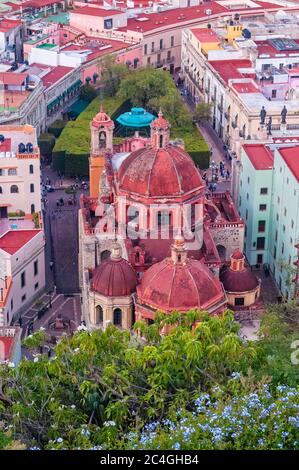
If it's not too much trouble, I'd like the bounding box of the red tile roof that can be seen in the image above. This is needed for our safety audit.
[0,230,42,255]
[23,0,64,8]
[41,66,74,89]
[243,144,274,170]
[71,6,123,17]
[190,27,220,43]
[0,336,14,361]
[119,2,228,33]
[209,60,253,84]
[0,72,28,86]
[0,18,22,33]
[279,146,299,182]
[232,82,258,94]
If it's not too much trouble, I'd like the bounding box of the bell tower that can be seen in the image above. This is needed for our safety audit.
[151,109,170,149]
[89,105,114,198]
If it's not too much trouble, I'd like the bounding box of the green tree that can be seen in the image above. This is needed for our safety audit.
[99,55,130,97]
[80,84,97,103]
[118,67,173,107]
[194,102,212,123]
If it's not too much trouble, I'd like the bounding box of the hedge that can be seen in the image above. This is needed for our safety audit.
[53,96,128,176]
[38,133,56,158]
[177,127,210,170]
[48,119,68,138]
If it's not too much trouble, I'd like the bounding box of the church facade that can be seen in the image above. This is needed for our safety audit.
[78,106,258,330]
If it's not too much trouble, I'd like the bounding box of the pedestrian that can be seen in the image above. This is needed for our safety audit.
[18,317,23,327]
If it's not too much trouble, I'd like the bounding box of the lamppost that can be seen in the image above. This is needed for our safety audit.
[210,159,217,183]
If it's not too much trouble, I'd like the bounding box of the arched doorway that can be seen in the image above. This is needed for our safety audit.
[101,250,111,262]
[95,305,103,324]
[99,130,106,149]
[217,245,226,261]
[113,308,122,327]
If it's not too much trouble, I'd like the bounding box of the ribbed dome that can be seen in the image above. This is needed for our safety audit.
[118,145,204,198]
[137,257,225,313]
[91,247,137,297]
[220,266,259,293]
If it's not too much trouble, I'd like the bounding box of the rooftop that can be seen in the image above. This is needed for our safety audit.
[40,65,74,89]
[0,18,22,33]
[243,144,274,170]
[209,59,254,84]
[0,229,42,255]
[190,27,220,43]
[279,146,299,182]
[71,6,123,17]
[232,82,259,94]
[0,72,28,86]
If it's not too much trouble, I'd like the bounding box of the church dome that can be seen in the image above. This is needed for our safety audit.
[91,105,114,129]
[137,238,226,313]
[220,250,259,293]
[91,244,137,297]
[118,145,204,198]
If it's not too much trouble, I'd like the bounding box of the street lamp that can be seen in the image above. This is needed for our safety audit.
[209,159,217,183]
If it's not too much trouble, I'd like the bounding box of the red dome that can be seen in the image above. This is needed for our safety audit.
[220,265,259,293]
[137,257,226,313]
[92,105,114,129]
[151,113,170,130]
[91,257,137,297]
[118,145,204,198]
[231,249,244,260]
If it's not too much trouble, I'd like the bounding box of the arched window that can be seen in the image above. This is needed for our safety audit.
[0,186,2,194]
[10,185,19,193]
[101,250,111,262]
[29,164,34,174]
[159,134,163,148]
[31,204,35,214]
[99,131,106,149]
[113,308,122,327]
[96,305,103,324]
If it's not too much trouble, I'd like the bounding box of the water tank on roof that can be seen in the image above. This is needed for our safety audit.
[242,28,251,39]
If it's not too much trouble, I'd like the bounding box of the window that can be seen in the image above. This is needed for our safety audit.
[273,246,277,259]
[8,168,17,175]
[283,225,285,233]
[275,230,278,242]
[287,177,289,184]
[0,169,4,176]
[30,183,34,193]
[246,209,248,220]
[29,164,34,174]
[291,219,294,228]
[260,187,268,195]
[21,271,26,288]
[276,213,279,221]
[247,177,250,184]
[167,50,171,61]
[11,298,13,311]
[239,196,241,207]
[289,255,292,265]
[0,186,2,194]
[96,305,103,324]
[21,294,26,303]
[256,237,265,249]
[157,53,161,64]
[113,308,122,327]
[34,282,39,290]
[144,44,147,55]
[282,242,284,254]
[235,297,245,306]
[171,36,174,47]
[257,254,263,264]
[147,57,151,65]
[258,220,266,232]
[246,193,249,200]
[31,204,35,214]
[34,260,38,276]
[151,41,154,52]
[10,185,18,193]
[259,204,267,211]
[284,207,287,216]
[277,196,280,204]
[159,38,163,50]
[271,89,277,98]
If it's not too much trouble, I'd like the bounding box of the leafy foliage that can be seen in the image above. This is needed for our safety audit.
[80,84,97,103]
[194,103,212,123]
[38,133,55,158]
[0,309,298,450]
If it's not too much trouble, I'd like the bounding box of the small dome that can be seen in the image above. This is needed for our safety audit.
[118,145,204,198]
[137,255,225,313]
[92,105,114,129]
[151,110,170,130]
[91,245,137,297]
[220,265,259,293]
[231,249,244,260]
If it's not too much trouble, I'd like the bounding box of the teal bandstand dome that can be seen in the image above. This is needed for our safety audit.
[116,107,155,136]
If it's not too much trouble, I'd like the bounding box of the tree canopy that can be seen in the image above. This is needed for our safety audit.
[0,308,298,450]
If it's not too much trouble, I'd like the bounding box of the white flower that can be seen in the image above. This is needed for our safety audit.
[104,420,116,427]
[8,362,15,368]
[56,437,63,443]
[39,327,46,331]
[33,357,39,363]
[71,405,76,409]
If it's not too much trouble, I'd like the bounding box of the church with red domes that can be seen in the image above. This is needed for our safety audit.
[78,106,259,329]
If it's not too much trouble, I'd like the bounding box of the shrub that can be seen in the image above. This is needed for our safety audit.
[38,133,56,158]
[80,84,97,103]
[48,120,68,138]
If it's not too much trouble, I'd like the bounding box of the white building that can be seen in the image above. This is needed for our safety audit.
[0,124,46,325]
